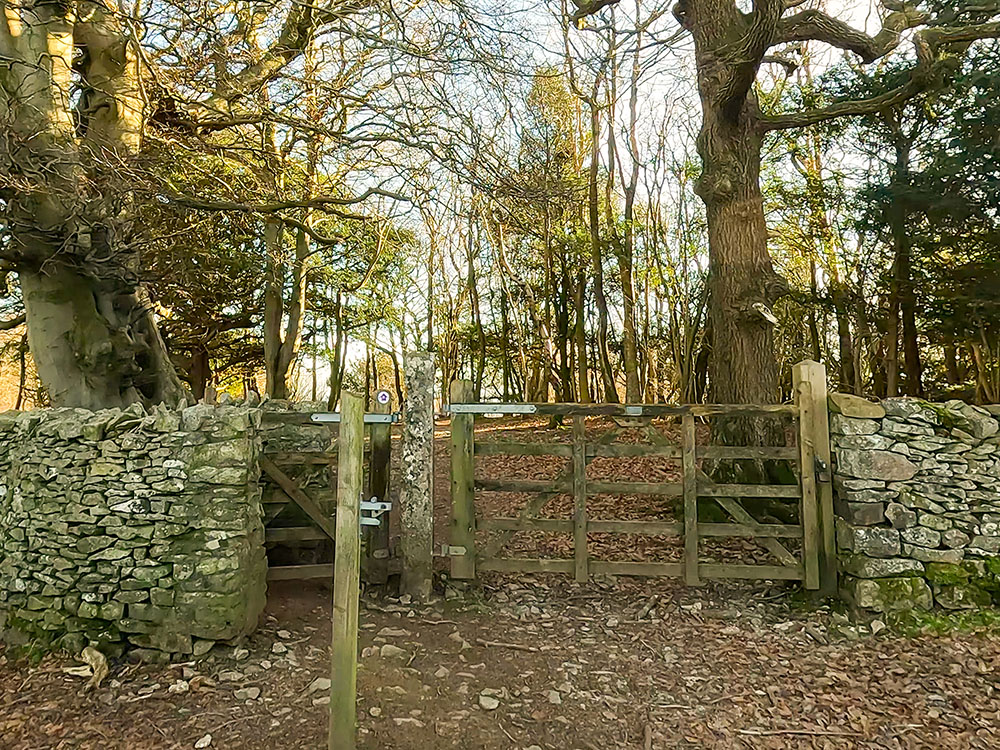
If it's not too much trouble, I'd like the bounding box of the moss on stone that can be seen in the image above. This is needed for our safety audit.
[924,562,970,585]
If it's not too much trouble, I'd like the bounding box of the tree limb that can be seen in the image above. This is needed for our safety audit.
[568,0,620,22]
[761,18,1000,132]
[0,313,25,330]
[773,6,929,63]
[760,77,923,131]
[716,1,786,113]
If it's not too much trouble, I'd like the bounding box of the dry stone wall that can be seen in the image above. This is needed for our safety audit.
[0,404,267,660]
[830,394,1000,613]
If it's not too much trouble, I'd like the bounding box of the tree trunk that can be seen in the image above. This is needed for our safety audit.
[574,271,590,403]
[20,263,184,409]
[888,136,923,397]
[587,96,618,403]
[696,101,785,410]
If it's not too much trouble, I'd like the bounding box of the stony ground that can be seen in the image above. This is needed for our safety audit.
[3,576,1000,749]
[4,417,1000,748]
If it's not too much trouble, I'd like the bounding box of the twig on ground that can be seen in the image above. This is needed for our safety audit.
[738,728,860,737]
[475,638,539,653]
[638,595,659,619]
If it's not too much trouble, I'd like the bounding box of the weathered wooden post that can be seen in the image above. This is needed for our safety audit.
[400,352,435,601]
[329,391,364,750]
[362,391,392,584]
[450,379,476,580]
[792,360,837,597]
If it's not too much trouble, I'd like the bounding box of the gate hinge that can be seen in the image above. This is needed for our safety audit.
[814,456,831,483]
[438,545,467,557]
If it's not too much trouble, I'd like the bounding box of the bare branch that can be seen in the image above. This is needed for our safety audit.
[761,19,1000,132]
[0,313,25,331]
[774,6,929,63]
[760,77,923,131]
[761,54,798,74]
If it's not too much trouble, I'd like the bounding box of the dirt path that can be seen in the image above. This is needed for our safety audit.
[3,418,1000,748]
[3,577,1000,749]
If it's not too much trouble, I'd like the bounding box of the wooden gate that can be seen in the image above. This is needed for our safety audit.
[260,404,395,582]
[449,362,836,593]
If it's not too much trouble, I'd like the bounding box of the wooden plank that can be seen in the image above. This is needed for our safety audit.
[682,413,700,586]
[475,442,573,457]
[262,412,335,425]
[587,481,683,496]
[714,497,799,567]
[478,517,573,533]
[267,563,333,581]
[588,520,682,536]
[572,416,588,583]
[793,360,837,596]
[266,452,337,465]
[700,446,797,460]
[697,483,801,499]
[260,456,336,540]
[589,561,684,578]
[535,520,802,538]
[363,396,392,585]
[330,391,365,750]
[687,404,798,417]
[587,444,680,458]
[795,378,821,590]
[450,380,477,580]
[263,486,335,503]
[699,564,804,581]
[478,558,575,574]
[265,526,330,543]
[699,523,803,539]
[475,478,572,494]
[455,402,797,418]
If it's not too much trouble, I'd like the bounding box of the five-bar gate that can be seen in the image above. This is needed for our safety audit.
[448,362,836,592]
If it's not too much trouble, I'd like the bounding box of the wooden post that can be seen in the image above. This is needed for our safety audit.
[792,360,837,597]
[682,412,700,586]
[794,379,821,591]
[363,393,392,584]
[572,415,588,583]
[450,379,476,580]
[400,352,435,601]
[329,391,364,750]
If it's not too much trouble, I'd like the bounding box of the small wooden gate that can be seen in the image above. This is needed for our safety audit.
[260,404,395,582]
[449,362,836,593]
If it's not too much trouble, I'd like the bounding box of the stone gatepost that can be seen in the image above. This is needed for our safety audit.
[399,352,435,601]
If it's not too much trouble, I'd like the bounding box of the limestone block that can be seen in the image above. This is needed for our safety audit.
[836,450,918,481]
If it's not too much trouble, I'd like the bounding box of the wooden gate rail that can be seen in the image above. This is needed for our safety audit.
[449,362,836,592]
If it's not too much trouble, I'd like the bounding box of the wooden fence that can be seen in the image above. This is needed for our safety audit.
[449,361,837,594]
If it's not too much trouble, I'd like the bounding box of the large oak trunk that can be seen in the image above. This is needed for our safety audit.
[697,101,785,410]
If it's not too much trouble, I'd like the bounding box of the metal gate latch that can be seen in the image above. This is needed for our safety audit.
[360,498,391,527]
